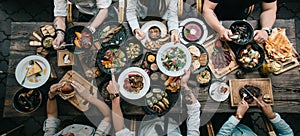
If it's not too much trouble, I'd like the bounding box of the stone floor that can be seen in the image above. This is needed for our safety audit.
[0,0,300,135]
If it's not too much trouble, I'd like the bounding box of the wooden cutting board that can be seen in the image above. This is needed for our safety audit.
[229,78,274,107]
[60,70,98,111]
[203,37,239,78]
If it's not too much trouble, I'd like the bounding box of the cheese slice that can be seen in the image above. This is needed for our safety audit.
[26,61,42,77]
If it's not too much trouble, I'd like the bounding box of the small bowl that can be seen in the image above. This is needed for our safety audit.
[12,88,42,114]
[229,20,254,45]
[236,43,265,71]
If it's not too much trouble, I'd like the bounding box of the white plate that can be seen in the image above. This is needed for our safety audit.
[179,18,208,45]
[156,42,192,77]
[140,21,168,50]
[209,82,230,102]
[15,55,51,89]
[118,67,150,100]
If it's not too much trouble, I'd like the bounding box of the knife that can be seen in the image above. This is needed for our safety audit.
[243,87,261,104]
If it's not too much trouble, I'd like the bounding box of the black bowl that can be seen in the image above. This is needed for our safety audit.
[236,43,265,71]
[229,20,254,45]
[12,88,42,114]
[65,26,93,53]
[96,22,128,47]
[96,45,128,74]
[186,43,209,74]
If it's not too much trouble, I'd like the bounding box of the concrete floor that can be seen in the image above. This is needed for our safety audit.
[0,0,300,135]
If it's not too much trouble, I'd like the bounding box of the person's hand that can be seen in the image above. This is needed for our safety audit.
[71,81,92,100]
[171,29,180,44]
[236,100,249,118]
[257,99,276,119]
[53,33,65,50]
[106,74,120,94]
[49,82,64,98]
[134,29,145,40]
[253,30,268,44]
[180,69,191,89]
[218,28,233,42]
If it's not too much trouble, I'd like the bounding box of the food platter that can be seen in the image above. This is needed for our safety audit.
[203,38,239,78]
[15,55,51,89]
[156,42,192,77]
[209,82,230,102]
[179,18,208,45]
[186,43,209,73]
[122,37,144,61]
[96,45,128,74]
[140,21,169,51]
[229,78,274,107]
[117,67,150,100]
[96,22,127,47]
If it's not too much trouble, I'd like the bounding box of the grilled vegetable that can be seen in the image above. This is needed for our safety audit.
[157,101,166,110]
[147,100,153,108]
[162,97,169,107]
[152,104,162,113]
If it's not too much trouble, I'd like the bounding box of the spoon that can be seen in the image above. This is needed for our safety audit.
[21,60,34,85]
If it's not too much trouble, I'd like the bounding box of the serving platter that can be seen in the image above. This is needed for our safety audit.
[156,42,192,77]
[15,55,51,89]
[203,38,239,78]
[97,22,127,47]
[179,18,208,45]
[117,67,150,100]
[60,70,98,111]
[229,78,274,107]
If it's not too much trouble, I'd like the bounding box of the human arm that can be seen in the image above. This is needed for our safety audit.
[126,0,145,40]
[88,0,112,33]
[202,0,232,41]
[216,100,249,136]
[253,1,277,44]
[180,69,201,135]
[53,0,67,50]
[167,0,180,44]
[257,100,293,136]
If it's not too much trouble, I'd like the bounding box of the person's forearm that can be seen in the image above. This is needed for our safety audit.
[47,97,58,118]
[90,8,108,29]
[88,96,111,122]
[202,9,224,33]
[182,85,197,104]
[111,97,125,132]
[53,16,66,31]
[260,2,277,28]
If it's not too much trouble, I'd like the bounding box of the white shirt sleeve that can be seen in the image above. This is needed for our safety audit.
[53,0,67,17]
[126,0,140,34]
[166,0,179,32]
[96,0,112,9]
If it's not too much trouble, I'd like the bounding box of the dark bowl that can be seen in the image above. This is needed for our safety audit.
[229,20,254,45]
[236,43,265,71]
[65,26,93,53]
[12,88,42,114]
[96,45,128,74]
[122,37,144,62]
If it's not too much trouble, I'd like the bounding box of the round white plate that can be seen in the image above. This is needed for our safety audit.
[140,21,168,50]
[118,67,150,100]
[15,55,51,89]
[156,42,192,77]
[179,18,208,45]
[209,82,230,102]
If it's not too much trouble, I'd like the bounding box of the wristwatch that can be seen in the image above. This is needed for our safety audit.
[262,27,272,36]
[109,93,120,100]
[235,113,243,120]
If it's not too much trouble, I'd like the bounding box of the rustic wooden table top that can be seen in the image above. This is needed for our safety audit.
[4,19,300,118]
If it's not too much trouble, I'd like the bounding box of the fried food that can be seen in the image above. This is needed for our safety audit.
[164,77,180,92]
[265,28,292,62]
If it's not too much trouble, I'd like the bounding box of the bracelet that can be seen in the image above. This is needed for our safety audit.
[109,93,120,100]
[55,29,65,36]
[87,26,96,34]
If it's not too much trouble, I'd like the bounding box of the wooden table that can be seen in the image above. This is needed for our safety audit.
[4,19,300,118]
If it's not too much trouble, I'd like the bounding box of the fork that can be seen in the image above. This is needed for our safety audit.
[21,60,34,85]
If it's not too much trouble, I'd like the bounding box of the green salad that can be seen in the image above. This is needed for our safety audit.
[161,47,186,71]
